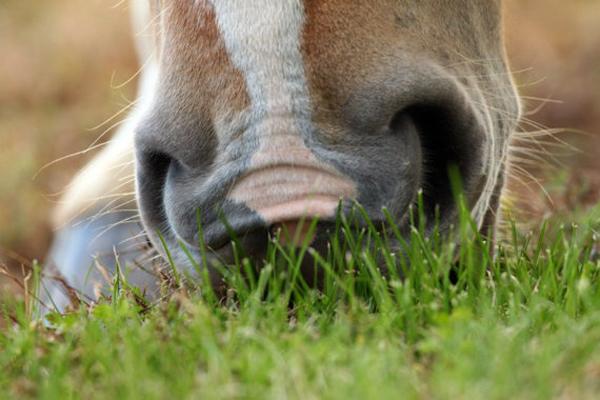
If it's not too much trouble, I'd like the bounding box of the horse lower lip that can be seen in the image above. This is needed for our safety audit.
[271,220,317,247]
[252,197,345,225]
[202,227,270,254]
[205,221,317,252]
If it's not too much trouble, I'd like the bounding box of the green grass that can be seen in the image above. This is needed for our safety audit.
[1,201,600,399]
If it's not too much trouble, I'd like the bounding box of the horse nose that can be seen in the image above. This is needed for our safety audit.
[192,133,357,253]
[226,133,357,228]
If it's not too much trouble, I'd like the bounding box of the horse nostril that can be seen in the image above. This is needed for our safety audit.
[388,111,415,135]
[135,148,176,229]
[400,103,483,218]
[138,149,174,180]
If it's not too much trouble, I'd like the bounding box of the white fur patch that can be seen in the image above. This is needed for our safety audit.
[210,0,357,222]
[209,0,309,119]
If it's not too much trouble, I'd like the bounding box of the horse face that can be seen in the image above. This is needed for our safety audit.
[134,0,520,269]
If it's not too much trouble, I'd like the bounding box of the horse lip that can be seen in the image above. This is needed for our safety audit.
[188,221,269,254]
[227,164,357,222]
[162,211,401,274]
[190,214,390,252]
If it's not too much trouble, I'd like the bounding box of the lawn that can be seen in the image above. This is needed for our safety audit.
[1,202,599,399]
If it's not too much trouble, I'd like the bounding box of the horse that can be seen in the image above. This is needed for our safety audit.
[41,0,521,312]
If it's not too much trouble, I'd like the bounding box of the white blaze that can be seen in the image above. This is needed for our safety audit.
[209,0,309,120]
[210,0,357,223]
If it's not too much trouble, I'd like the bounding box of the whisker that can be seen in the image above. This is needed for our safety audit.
[110,55,153,90]
[86,117,130,151]
[52,192,137,230]
[90,216,144,244]
[119,232,149,246]
[33,141,114,180]
[86,100,137,132]
[509,164,552,204]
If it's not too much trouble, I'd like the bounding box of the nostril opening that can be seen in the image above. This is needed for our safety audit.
[388,111,415,134]
[402,104,479,219]
[136,149,174,224]
[139,149,173,177]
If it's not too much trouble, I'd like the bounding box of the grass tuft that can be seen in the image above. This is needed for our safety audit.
[2,202,600,399]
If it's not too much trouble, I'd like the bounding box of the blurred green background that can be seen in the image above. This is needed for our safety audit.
[0,0,599,292]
